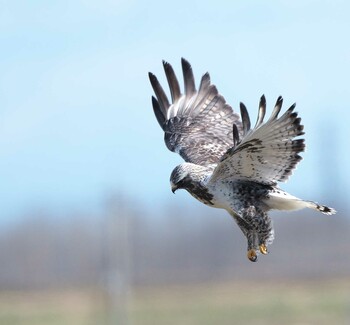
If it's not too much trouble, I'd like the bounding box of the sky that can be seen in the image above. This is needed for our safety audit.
[0,0,349,224]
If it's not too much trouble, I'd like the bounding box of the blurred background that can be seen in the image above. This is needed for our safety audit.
[0,1,349,324]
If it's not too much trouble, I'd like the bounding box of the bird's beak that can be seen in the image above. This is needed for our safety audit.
[171,184,178,194]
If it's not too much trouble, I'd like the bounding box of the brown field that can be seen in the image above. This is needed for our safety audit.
[0,278,349,325]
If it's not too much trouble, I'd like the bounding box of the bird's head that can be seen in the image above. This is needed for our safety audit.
[170,163,211,193]
[170,164,190,193]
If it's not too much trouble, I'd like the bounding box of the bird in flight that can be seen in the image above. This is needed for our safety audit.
[149,58,336,262]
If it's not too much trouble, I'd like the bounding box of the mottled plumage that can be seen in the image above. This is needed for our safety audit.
[149,58,336,262]
[149,59,242,166]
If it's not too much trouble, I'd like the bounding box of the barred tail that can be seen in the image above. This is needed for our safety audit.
[266,191,336,215]
[312,203,337,215]
[293,200,336,215]
[302,200,336,215]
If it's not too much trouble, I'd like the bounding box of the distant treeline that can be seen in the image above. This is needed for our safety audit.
[0,198,348,290]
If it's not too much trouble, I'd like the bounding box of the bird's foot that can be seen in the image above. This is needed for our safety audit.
[259,243,268,255]
[247,249,258,262]
[247,245,269,261]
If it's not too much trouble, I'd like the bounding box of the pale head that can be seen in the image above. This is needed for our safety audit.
[170,163,212,193]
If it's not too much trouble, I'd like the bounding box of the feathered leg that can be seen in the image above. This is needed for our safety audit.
[242,207,260,261]
[229,209,260,262]
[229,205,274,262]
[229,210,257,261]
[241,206,274,261]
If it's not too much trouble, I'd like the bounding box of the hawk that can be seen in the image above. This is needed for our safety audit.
[149,58,336,262]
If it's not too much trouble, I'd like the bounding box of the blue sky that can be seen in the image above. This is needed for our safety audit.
[0,0,348,223]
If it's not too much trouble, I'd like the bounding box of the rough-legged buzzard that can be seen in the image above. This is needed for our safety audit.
[149,58,336,262]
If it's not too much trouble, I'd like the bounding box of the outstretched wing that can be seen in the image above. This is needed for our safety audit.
[149,58,242,166]
[210,95,305,185]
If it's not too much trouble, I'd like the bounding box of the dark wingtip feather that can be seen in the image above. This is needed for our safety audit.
[181,57,190,67]
[152,96,166,130]
[181,58,196,96]
[255,95,267,128]
[240,102,251,135]
[201,72,211,83]
[197,72,211,96]
[292,138,306,152]
[148,72,170,115]
[163,60,181,102]
[148,71,170,115]
[293,116,305,136]
[268,96,283,121]
[232,123,240,147]
[148,72,160,99]
[148,72,156,83]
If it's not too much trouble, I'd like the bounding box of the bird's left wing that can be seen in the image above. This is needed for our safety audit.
[149,58,242,166]
[210,96,305,185]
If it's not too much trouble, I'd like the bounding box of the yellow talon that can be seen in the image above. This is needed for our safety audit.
[247,249,257,262]
[259,244,268,255]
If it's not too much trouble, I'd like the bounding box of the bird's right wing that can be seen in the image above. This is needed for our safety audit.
[149,58,242,166]
[210,96,305,185]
